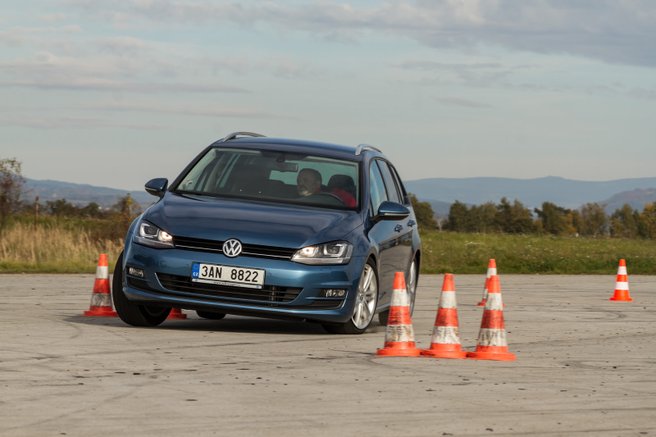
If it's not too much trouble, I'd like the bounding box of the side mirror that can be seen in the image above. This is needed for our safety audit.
[145,178,168,198]
[375,201,410,221]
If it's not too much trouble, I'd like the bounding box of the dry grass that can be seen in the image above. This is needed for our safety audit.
[0,222,123,273]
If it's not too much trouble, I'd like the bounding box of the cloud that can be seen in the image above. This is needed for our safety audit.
[628,87,656,101]
[395,60,513,82]
[393,59,536,90]
[433,96,492,109]
[0,23,318,95]
[0,114,163,129]
[0,42,249,94]
[67,0,656,67]
[0,25,82,47]
[86,102,296,119]
[0,101,297,130]
[0,77,247,94]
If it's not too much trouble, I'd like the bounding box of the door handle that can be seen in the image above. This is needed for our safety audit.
[394,224,403,232]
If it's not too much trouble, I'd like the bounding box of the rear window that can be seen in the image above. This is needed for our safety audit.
[174,148,359,210]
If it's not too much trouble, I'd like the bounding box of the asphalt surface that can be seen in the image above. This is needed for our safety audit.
[1,273,655,437]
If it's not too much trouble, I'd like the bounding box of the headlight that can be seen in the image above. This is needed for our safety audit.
[133,221,174,248]
[292,242,353,265]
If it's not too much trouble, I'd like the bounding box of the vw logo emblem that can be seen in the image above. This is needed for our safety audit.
[222,239,242,258]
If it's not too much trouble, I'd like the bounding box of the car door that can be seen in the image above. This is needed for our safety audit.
[367,159,412,308]
[377,160,414,268]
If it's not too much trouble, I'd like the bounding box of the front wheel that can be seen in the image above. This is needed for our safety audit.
[323,260,378,334]
[112,251,171,327]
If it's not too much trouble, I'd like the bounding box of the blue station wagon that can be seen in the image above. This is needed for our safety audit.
[112,132,421,334]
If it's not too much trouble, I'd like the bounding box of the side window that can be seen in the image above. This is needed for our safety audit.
[369,161,388,214]
[376,160,402,204]
[388,164,408,205]
[178,149,231,192]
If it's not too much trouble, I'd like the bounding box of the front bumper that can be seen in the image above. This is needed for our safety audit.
[121,243,365,323]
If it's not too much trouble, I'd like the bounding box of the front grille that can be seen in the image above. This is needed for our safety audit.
[157,273,301,304]
[301,299,344,310]
[127,276,153,291]
[173,236,296,260]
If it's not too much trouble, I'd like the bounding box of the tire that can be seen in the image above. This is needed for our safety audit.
[196,310,226,320]
[112,251,171,327]
[378,257,418,326]
[323,259,378,334]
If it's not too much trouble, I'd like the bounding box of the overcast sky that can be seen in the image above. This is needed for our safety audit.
[1,0,655,190]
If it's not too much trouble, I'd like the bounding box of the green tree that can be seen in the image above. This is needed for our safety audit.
[468,202,498,233]
[79,202,105,218]
[610,204,640,238]
[408,194,438,230]
[638,202,656,239]
[578,203,608,237]
[0,158,25,232]
[445,201,469,232]
[112,194,142,230]
[535,202,572,235]
[495,198,535,234]
[46,199,79,217]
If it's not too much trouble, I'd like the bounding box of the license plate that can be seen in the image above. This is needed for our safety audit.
[191,263,265,289]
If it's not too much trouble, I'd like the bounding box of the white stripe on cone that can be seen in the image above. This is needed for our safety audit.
[96,265,109,279]
[430,326,461,345]
[615,281,629,291]
[477,328,508,347]
[617,266,627,275]
[90,293,112,307]
[390,288,409,306]
[439,291,457,308]
[485,293,504,310]
[385,325,415,343]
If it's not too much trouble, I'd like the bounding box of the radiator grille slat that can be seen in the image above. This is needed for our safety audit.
[173,236,296,260]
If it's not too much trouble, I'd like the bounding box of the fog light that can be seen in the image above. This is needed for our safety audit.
[321,289,346,298]
[127,266,145,278]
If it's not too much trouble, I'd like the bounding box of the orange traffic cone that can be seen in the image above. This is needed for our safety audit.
[609,259,633,302]
[467,275,515,361]
[421,274,466,359]
[376,272,421,357]
[167,307,187,320]
[477,259,497,306]
[83,254,117,317]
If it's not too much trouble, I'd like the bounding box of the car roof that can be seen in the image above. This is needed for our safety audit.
[209,133,385,161]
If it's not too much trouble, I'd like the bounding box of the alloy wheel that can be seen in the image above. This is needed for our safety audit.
[352,263,378,330]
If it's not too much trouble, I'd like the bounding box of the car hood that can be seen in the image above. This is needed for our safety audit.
[143,192,363,248]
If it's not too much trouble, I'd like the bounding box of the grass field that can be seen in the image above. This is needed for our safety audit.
[420,230,656,274]
[1,221,655,274]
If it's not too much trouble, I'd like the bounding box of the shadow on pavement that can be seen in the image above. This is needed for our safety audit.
[62,313,366,336]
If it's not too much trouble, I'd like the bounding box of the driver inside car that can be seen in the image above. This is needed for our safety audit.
[296,168,323,197]
[297,168,356,207]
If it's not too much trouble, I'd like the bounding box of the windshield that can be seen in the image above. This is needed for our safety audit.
[174,147,360,210]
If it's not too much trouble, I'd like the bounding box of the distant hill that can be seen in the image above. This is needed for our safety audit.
[405,176,656,215]
[600,188,656,213]
[22,179,154,209]
[426,200,453,217]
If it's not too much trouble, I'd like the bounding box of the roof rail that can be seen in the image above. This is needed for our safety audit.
[355,144,382,156]
[219,131,266,142]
